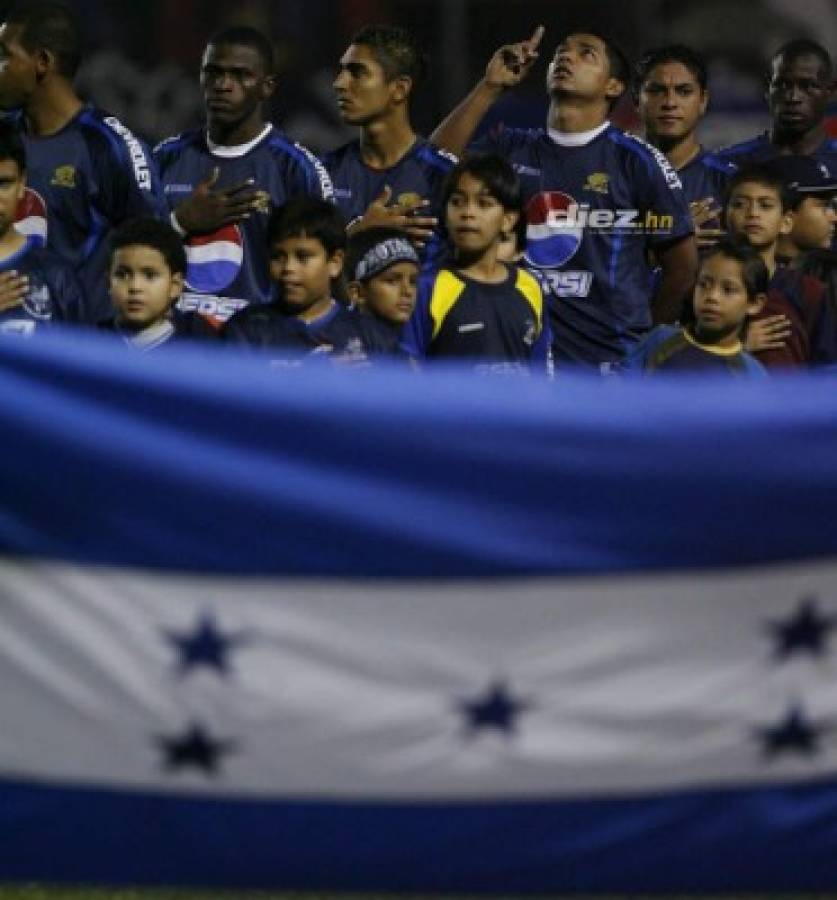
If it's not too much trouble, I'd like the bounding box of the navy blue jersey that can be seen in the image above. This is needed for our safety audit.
[154,125,333,325]
[716,132,837,172]
[678,147,737,207]
[403,265,550,372]
[12,106,166,325]
[224,300,400,361]
[627,325,766,375]
[323,137,456,267]
[0,236,87,335]
[472,124,694,367]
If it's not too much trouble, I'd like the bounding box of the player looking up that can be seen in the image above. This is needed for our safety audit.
[155,27,333,327]
[430,26,697,371]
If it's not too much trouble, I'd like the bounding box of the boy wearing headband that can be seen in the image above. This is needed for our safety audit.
[346,227,420,334]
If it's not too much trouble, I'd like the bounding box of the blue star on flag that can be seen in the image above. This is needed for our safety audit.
[163,611,251,677]
[156,722,238,776]
[458,679,532,737]
[767,597,836,661]
[755,703,830,760]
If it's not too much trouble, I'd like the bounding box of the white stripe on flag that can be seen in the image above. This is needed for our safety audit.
[1,557,836,798]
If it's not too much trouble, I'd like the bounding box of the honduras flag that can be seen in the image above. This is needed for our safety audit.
[1,329,837,893]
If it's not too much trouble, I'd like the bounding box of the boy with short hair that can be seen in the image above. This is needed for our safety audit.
[724,165,832,365]
[628,238,767,374]
[0,121,86,335]
[107,217,215,350]
[224,197,400,359]
[402,154,549,372]
[345,226,420,334]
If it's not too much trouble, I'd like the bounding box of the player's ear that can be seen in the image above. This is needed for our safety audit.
[34,47,55,81]
[502,209,519,239]
[168,272,185,302]
[699,89,709,116]
[605,76,625,105]
[261,73,278,101]
[390,75,413,105]
[346,280,363,304]
[779,208,795,236]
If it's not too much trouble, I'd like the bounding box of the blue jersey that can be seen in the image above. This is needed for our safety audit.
[403,265,550,372]
[627,325,766,375]
[473,124,694,367]
[12,106,166,325]
[0,236,87,335]
[716,132,837,172]
[678,147,737,206]
[154,125,333,325]
[323,137,456,266]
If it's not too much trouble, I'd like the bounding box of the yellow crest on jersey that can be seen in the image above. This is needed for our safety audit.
[396,192,423,209]
[252,190,271,214]
[583,172,609,194]
[50,165,76,188]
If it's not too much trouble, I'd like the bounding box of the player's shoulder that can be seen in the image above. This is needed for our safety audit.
[694,148,738,176]
[264,127,321,167]
[714,132,770,161]
[609,128,683,188]
[74,106,148,150]
[153,128,204,159]
[321,139,359,169]
[514,264,542,294]
[411,137,458,172]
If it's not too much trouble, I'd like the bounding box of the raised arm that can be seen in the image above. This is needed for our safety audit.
[430,26,544,157]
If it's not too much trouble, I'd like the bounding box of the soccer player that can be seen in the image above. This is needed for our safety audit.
[155,27,333,327]
[634,45,736,241]
[224,197,400,360]
[430,26,697,371]
[105,218,215,350]
[402,154,549,372]
[0,0,166,324]
[717,40,837,170]
[326,25,455,262]
[628,238,767,374]
[0,121,85,335]
[345,226,420,335]
[724,165,833,366]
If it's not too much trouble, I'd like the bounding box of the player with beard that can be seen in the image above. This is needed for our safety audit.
[154,27,333,328]
[430,26,697,371]
[718,40,837,170]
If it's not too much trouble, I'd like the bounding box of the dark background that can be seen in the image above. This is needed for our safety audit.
[11,0,836,152]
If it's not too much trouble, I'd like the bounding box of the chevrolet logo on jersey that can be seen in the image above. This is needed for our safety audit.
[583,172,609,194]
[50,165,76,188]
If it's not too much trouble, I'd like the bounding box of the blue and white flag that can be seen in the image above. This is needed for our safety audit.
[1,329,837,893]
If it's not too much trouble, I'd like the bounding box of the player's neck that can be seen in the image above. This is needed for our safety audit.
[759,244,778,278]
[207,113,267,148]
[453,247,507,284]
[652,132,701,170]
[547,98,608,134]
[296,295,335,323]
[359,117,416,169]
[770,122,827,156]
[25,83,83,137]
[0,227,26,259]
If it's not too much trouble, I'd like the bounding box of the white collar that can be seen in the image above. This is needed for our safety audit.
[122,320,175,351]
[206,123,272,158]
[547,120,610,147]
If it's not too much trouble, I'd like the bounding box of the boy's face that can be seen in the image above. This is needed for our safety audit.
[0,156,24,232]
[354,260,418,325]
[638,61,708,146]
[269,235,343,313]
[725,181,793,250]
[446,172,517,257]
[790,195,837,250]
[693,253,763,344]
[547,34,623,106]
[110,245,183,331]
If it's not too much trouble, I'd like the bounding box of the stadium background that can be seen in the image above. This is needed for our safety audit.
[58,0,837,153]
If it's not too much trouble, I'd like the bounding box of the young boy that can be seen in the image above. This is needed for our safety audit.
[0,122,86,335]
[107,218,215,350]
[724,165,832,366]
[345,226,420,336]
[401,154,549,372]
[223,197,400,359]
[628,238,767,374]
